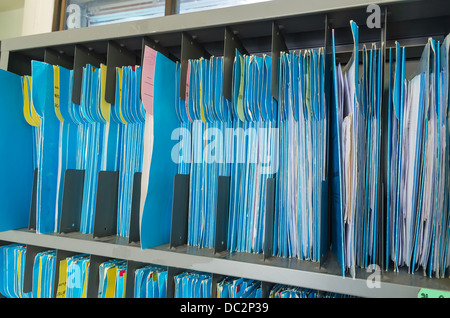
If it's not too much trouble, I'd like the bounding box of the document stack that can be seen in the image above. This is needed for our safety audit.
[98,259,127,298]
[134,265,168,298]
[331,21,384,277]
[174,272,212,298]
[178,55,233,249]
[274,48,329,261]
[269,284,353,298]
[0,244,31,298]
[227,51,278,254]
[217,277,262,298]
[386,35,450,277]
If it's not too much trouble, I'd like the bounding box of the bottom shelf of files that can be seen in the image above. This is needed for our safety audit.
[0,229,449,298]
[0,242,353,299]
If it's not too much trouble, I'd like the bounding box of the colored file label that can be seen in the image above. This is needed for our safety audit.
[142,46,157,116]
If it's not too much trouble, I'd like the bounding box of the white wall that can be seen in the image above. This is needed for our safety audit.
[0,8,24,40]
[22,0,55,36]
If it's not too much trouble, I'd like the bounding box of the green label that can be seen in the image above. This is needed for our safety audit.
[418,288,450,298]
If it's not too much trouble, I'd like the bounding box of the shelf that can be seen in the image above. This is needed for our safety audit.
[0,0,393,52]
[1,0,450,299]
[0,229,448,298]
[2,0,450,71]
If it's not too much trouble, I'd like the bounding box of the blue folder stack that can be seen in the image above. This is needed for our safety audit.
[134,265,167,298]
[217,277,262,298]
[386,35,450,277]
[0,244,32,298]
[227,51,278,254]
[269,284,353,298]
[274,49,329,261]
[330,21,384,277]
[174,272,212,298]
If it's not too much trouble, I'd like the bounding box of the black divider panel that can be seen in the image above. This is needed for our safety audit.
[72,44,105,105]
[125,260,150,298]
[7,51,32,76]
[167,267,186,298]
[93,171,119,238]
[261,281,276,298]
[223,27,248,102]
[179,32,211,101]
[263,178,276,261]
[211,273,226,298]
[28,169,38,231]
[214,176,231,254]
[270,22,288,101]
[23,245,52,294]
[169,174,190,248]
[105,40,138,105]
[128,172,142,244]
[59,169,85,234]
[44,48,74,70]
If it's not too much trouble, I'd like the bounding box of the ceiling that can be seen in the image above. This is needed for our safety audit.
[0,0,24,12]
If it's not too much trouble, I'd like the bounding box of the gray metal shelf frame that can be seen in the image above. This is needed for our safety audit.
[0,0,449,298]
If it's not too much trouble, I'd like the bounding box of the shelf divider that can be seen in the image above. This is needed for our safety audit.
[214,176,231,254]
[72,45,105,105]
[128,172,142,244]
[223,27,248,102]
[270,22,288,101]
[105,40,138,105]
[93,171,120,239]
[179,32,210,101]
[59,169,85,234]
[263,178,276,261]
[169,174,191,249]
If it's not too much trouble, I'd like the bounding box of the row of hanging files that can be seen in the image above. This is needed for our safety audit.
[0,21,449,279]
[0,244,355,298]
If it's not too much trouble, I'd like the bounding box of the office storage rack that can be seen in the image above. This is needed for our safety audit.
[1,0,450,298]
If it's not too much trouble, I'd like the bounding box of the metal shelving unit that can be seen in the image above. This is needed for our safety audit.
[0,0,449,298]
[1,229,449,298]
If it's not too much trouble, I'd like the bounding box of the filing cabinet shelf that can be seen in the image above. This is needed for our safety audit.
[0,229,448,298]
[1,0,450,299]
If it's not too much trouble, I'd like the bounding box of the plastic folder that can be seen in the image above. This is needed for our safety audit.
[139,46,179,249]
[0,70,33,233]
[30,61,60,234]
